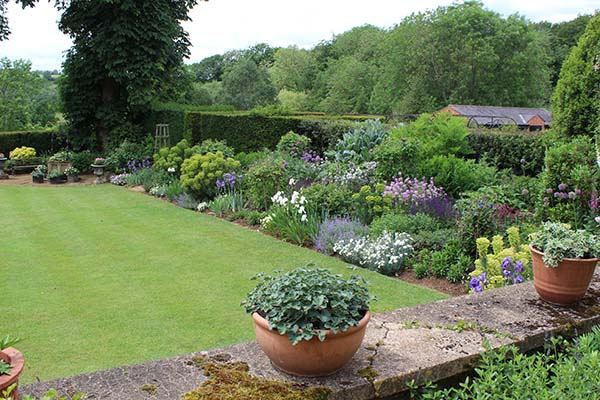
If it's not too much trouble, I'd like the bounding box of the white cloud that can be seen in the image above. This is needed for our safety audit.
[0,0,596,70]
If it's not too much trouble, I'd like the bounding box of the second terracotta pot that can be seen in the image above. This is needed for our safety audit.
[252,311,370,377]
[530,245,598,305]
[0,348,25,400]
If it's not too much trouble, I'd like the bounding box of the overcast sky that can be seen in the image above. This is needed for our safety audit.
[0,0,597,70]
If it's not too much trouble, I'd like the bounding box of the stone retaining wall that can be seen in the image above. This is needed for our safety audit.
[23,273,600,400]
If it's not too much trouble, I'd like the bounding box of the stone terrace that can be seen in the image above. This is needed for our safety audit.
[23,273,600,400]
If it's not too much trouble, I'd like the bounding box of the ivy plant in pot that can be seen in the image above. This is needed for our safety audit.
[529,222,600,305]
[0,336,24,400]
[242,266,375,377]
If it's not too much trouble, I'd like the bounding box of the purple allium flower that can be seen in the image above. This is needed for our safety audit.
[520,158,526,164]
[470,272,488,293]
[575,189,582,196]
[595,216,600,224]
[568,191,577,199]
[543,197,549,204]
[546,188,554,194]
[554,192,561,198]
[515,261,524,273]
[558,183,568,191]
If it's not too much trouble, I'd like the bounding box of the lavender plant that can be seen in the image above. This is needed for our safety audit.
[312,217,368,255]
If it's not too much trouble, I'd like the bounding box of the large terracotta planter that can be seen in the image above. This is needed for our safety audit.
[530,245,599,305]
[0,348,25,400]
[252,311,370,377]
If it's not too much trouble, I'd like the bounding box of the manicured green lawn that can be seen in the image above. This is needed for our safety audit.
[0,185,446,383]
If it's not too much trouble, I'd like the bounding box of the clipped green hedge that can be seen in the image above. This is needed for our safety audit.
[187,112,366,152]
[467,130,546,175]
[0,129,65,155]
[143,103,238,146]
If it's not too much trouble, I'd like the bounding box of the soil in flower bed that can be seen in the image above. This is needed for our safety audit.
[398,269,468,296]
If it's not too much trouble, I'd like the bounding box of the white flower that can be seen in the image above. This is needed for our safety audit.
[197,202,209,211]
[298,206,305,214]
[289,178,296,186]
[167,167,176,173]
[301,214,308,222]
[300,196,307,205]
[291,191,300,205]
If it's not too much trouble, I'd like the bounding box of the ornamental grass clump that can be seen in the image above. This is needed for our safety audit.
[530,222,600,267]
[334,231,414,276]
[242,266,375,345]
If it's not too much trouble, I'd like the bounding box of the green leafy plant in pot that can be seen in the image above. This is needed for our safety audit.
[529,222,600,305]
[242,265,375,377]
[0,336,24,400]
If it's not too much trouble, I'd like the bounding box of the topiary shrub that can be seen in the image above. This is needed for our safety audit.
[180,151,240,200]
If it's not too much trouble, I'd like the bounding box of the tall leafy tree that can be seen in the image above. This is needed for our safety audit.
[0,57,58,130]
[2,1,198,149]
[552,14,600,136]
[270,46,317,92]
[59,1,198,149]
[221,57,276,110]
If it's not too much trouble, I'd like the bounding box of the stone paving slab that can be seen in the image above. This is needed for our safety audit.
[22,272,600,400]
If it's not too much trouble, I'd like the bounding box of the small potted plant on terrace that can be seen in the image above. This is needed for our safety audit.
[91,157,106,184]
[48,171,66,184]
[529,221,600,305]
[0,336,24,400]
[242,266,374,377]
[64,166,80,183]
[31,165,46,184]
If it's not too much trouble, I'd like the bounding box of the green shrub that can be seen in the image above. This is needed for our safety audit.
[419,155,497,198]
[180,151,240,200]
[418,326,600,400]
[447,255,471,284]
[245,210,267,226]
[70,151,96,173]
[370,212,442,238]
[430,250,450,279]
[456,193,500,257]
[539,136,599,228]
[153,139,195,176]
[467,130,545,175]
[106,140,153,173]
[244,153,287,210]
[276,131,310,155]
[300,183,353,218]
[391,113,472,159]
[372,137,419,179]
[412,249,432,279]
[194,139,235,157]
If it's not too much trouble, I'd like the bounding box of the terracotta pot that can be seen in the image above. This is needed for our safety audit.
[252,311,370,377]
[530,245,599,305]
[0,348,25,400]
